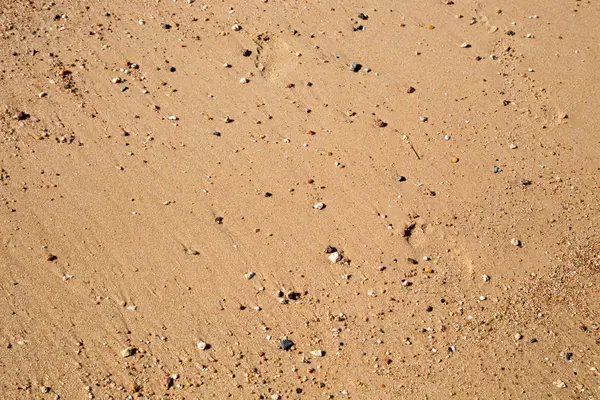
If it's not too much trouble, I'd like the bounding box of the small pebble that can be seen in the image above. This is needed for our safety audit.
[280,339,294,350]
[121,347,136,358]
[510,238,521,247]
[197,340,208,350]
[350,62,362,72]
[313,202,325,210]
[329,252,342,263]
[419,116,428,122]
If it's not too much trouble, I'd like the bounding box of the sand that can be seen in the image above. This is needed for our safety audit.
[1,0,599,398]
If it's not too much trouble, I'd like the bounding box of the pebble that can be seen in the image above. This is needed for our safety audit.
[350,62,362,72]
[232,24,241,31]
[358,13,368,20]
[451,156,459,163]
[444,135,451,140]
[493,166,502,173]
[313,202,325,210]
[553,380,567,388]
[482,274,491,282]
[280,339,294,350]
[239,77,249,84]
[167,115,179,120]
[310,349,325,357]
[419,116,428,122]
[514,333,523,341]
[329,252,342,263]
[242,49,252,57]
[460,42,471,48]
[212,131,221,137]
[121,347,136,358]
[245,271,256,280]
[197,340,208,350]
[510,143,518,149]
[510,238,522,247]
[397,175,406,182]
[407,86,416,93]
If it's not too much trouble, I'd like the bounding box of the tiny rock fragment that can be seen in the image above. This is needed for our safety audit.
[313,202,325,210]
[407,86,416,93]
[47,254,58,262]
[554,380,567,388]
[310,349,325,357]
[358,13,368,20]
[461,42,471,48]
[239,77,249,84]
[214,216,224,224]
[514,333,523,341]
[280,339,294,350]
[16,111,30,121]
[451,156,459,163]
[375,120,387,127]
[121,347,136,358]
[245,271,256,280]
[483,274,491,282]
[329,252,342,263]
[232,24,241,31]
[324,246,337,254]
[419,116,428,122]
[197,340,208,350]
[397,175,406,182]
[510,238,522,247]
[242,49,252,57]
[350,62,362,72]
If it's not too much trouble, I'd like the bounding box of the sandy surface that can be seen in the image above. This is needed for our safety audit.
[1,0,599,398]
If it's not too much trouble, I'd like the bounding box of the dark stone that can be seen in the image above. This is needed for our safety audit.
[350,62,362,72]
[280,339,294,350]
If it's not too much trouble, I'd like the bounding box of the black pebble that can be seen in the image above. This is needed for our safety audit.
[358,13,368,20]
[280,339,294,350]
[212,131,221,137]
[242,49,252,57]
[350,62,362,72]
